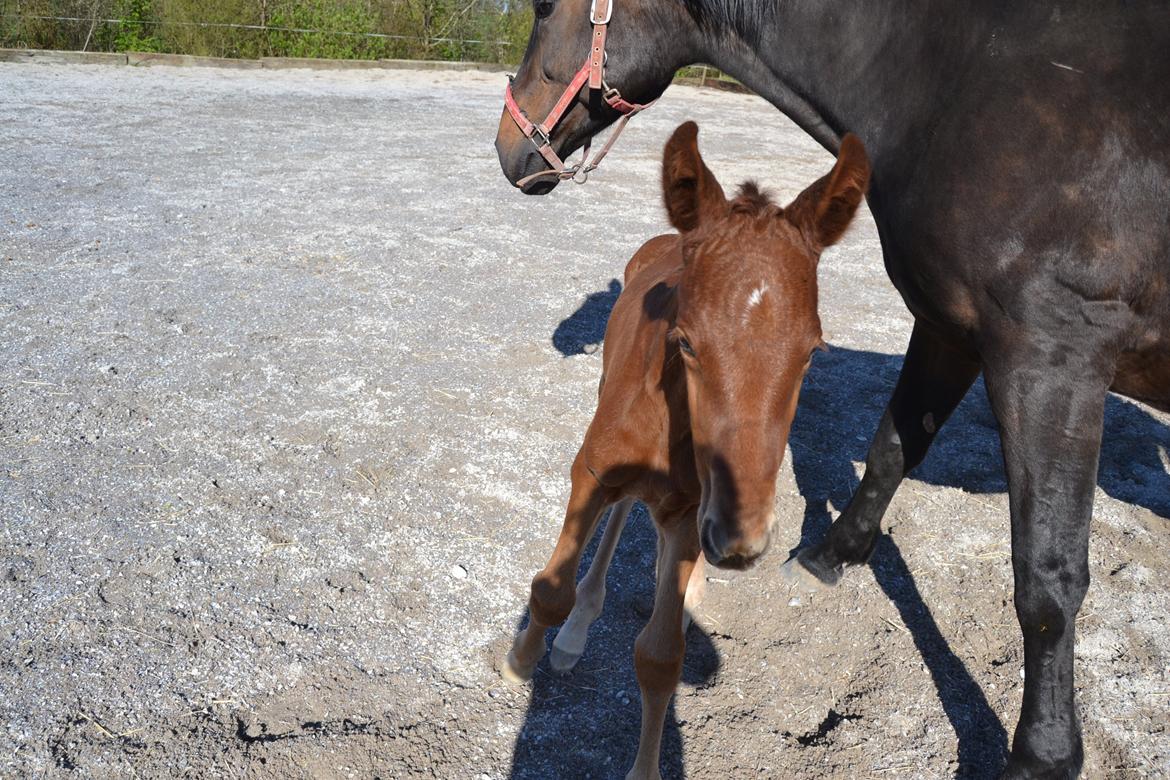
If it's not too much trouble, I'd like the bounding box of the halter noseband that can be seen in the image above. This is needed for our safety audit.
[503,0,653,187]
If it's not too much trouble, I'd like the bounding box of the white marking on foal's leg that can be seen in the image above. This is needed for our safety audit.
[681,551,707,632]
[549,498,633,673]
[501,622,547,684]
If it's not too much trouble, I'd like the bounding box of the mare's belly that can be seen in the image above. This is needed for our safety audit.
[1113,343,1170,413]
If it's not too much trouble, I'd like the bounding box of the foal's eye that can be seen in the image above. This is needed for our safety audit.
[678,337,696,358]
[534,0,555,19]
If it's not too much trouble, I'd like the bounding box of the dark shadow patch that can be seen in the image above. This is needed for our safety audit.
[552,279,622,357]
[794,709,862,747]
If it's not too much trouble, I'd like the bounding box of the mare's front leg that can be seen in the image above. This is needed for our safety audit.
[502,452,611,683]
[550,497,634,672]
[783,321,980,588]
[984,333,1114,779]
[627,511,700,780]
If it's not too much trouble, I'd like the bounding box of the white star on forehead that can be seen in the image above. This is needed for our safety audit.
[747,283,769,309]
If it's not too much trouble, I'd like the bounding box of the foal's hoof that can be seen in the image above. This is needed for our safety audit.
[780,548,843,592]
[500,649,540,685]
[549,644,583,674]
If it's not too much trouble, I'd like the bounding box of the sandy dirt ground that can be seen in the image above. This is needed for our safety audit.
[1,61,1168,779]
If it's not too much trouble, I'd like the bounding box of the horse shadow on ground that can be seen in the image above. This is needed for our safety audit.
[507,503,721,779]
[508,280,1170,779]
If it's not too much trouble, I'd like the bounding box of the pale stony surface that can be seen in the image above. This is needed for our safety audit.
[1,62,1167,779]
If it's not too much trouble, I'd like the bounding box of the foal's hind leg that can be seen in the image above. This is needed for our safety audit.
[502,452,610,683]
[782,322,979,588]
[681,551,706,631]
[627,512,701,780]
[549,498,634,673]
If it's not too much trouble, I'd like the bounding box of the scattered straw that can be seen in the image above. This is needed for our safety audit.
[116,625,176,649]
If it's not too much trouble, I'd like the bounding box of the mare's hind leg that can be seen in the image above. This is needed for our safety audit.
[782,321,979,588]
[502,452,611,683]
[549,498,634,673]
[627,512,700,780]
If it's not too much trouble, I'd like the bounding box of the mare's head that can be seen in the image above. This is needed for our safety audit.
[662,122,870,570]
[495,0,694,193]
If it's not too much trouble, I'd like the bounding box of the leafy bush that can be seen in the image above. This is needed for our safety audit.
[106,0,163,52]
[267,0,384,60]
[2,0,534,64]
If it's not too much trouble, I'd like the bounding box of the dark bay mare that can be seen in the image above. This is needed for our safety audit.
[494,1,1170,778]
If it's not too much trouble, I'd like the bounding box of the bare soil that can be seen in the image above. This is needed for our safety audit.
[1,62,1167,779]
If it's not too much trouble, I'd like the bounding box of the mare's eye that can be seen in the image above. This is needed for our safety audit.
[534,0,555,19]
[678,337,696,357]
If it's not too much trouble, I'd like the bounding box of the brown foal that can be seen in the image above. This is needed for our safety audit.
[502,122,871,779]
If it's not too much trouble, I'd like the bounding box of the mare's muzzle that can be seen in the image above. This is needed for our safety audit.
[500,0,652,189]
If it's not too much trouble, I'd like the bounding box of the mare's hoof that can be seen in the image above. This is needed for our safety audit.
[500,649,538,685]
[998,746,1082,780]
[998,761,1079,780]
[779,548,843,592]
[549,644,583,674]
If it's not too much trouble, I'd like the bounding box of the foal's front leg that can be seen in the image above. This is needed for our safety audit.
[502,452,611,683]
[627,512,700,780]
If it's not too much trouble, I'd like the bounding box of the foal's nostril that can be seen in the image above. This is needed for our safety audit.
[700,517,722,562]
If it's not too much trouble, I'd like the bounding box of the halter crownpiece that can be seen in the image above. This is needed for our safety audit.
[503,0,653,187]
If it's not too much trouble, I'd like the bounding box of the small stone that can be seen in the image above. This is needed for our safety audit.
[450,564,468,580]
[1019,667,1026,680]
[788,596,802,607]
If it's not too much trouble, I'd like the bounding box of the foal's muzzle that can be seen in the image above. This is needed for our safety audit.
[700,515,772,571]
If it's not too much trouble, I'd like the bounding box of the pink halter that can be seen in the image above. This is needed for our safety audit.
[503,0,653,187]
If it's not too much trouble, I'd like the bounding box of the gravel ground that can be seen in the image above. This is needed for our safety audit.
[1,61,1168,779]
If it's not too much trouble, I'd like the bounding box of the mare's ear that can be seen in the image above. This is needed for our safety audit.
[785,133,871,250]
[662,121,727,233]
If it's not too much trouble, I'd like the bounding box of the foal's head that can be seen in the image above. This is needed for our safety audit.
[662,122,870,570]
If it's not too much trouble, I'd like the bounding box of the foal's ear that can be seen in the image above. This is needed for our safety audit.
[785,133,871,250]
[662,121,727,233]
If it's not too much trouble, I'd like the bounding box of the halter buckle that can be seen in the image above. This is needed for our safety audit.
[528,125,551,149]
[590,0,613,25]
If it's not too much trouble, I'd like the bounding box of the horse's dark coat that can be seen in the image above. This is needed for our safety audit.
[495,2,1170,777]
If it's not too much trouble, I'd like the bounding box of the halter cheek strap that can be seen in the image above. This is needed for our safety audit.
[503,0,653,187]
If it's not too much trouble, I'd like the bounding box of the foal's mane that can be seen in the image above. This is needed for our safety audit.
[728,181,778,217]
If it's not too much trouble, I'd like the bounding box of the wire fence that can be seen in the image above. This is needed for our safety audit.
[3,13,510,57]
[1,6,747,87]
[0,2,530,63]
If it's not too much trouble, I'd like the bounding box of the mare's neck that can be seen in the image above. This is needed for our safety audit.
[695,0,1000,162]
